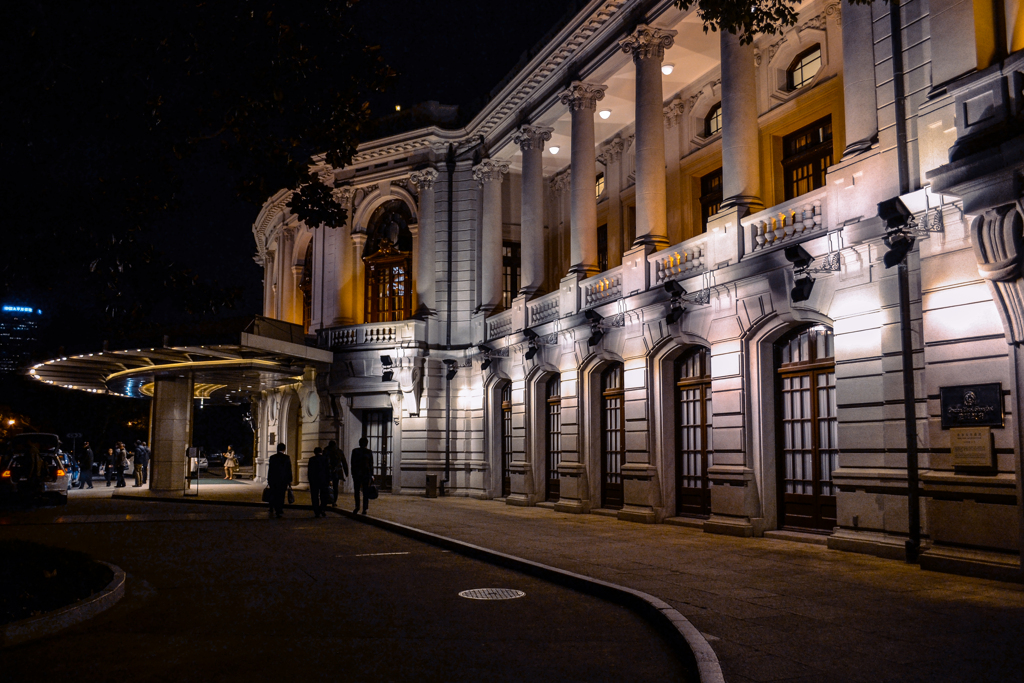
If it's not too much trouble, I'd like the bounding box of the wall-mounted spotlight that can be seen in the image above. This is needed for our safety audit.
[524,344,538,361]
[481,358,492,370]
[878,197,913,229]
[584,308,605,346]
[584,309,603,325]
[784,245,814,271]
[523,328,539,341]
[664,279,685,297]
[588,328,605,346]
[791,275,816,303]
[444,359,458,381]
[666,305,685,325]
[380,355,393,366]
[381,354,394,382]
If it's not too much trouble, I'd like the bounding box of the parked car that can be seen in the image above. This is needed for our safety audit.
[206,452,224,467]
[1,436,72,505]
[58,452,80,487]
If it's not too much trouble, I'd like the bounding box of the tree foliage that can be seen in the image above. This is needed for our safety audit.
[674,0,875,44]
[1,1,391,333]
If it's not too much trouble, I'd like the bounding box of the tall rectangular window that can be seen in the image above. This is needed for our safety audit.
[502,241,521,310]
[597,223,608,273]
[782,115,833,200]
[699,169,723,233]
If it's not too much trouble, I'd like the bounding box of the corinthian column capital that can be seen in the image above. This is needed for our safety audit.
[559,81,607,111]
[513,125,555,151]
[472,159,510,184]
[331,185,354,205]
[619,24,677,63]
[409,167,439,191]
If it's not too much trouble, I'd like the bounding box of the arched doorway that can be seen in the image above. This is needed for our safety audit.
[775,325,837,531]
[675,346,712,517]
[600,363,625,510]
[363,199,414,323]
[544,375,562,502]
[500,382,512,497]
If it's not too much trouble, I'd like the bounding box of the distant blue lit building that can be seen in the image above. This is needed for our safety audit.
[0,305,43,374]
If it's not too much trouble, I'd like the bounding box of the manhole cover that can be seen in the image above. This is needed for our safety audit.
[458,588,525,600]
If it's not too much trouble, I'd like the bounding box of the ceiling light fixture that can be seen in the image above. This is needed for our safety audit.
[548,146,560,154]
[599,109,611,119]
[662,63,675,75]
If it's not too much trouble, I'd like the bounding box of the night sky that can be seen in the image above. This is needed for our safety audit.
[156,0,582,329]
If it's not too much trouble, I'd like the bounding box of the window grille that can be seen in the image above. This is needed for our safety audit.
[600,364,625,509]
[782,115,832,201]
[705,104,722,137]
[788,46,822,90]
[545,375,562,502]
[699,169,723,233]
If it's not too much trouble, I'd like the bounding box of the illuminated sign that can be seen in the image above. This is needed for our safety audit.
[2,305,40,314]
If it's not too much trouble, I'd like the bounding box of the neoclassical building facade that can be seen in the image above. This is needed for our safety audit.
[252,0,1024,580]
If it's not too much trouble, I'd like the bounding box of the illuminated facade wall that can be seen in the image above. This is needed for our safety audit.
[251,0,1024,578]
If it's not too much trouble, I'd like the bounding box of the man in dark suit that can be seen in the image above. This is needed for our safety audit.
[307,446,331,518]
[267,443,293,518]
[350,437,373,515]
[77,442,94,489]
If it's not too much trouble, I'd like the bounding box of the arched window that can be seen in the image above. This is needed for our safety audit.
[501,382,513,497]
[705,103,722,137]
[363,200,414,323]
[545,375,562,502]
[776,325,837,531]
[676,347,712,517]
[299,240,313,331]
[600,363,625,509]
[788,45,822,90]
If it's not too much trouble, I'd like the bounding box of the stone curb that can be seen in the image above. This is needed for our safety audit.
[1,562,125,649]
[116,495,725,682]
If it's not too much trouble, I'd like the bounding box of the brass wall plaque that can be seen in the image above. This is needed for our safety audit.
[939,383,1004,428]
[950,427,994,468]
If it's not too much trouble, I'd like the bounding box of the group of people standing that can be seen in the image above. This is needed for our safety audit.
[74,440,149,489]
[264,438,376,518]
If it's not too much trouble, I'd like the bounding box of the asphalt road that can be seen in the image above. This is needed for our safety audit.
[0,498,692,682]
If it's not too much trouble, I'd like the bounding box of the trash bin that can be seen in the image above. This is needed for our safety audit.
[425,474,438,498]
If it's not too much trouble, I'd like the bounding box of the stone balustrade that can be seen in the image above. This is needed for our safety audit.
[742,189,826,257]
[649,233,708,286]
[526,291,561,327]
[580,266,623,309]
[317,319,425,350]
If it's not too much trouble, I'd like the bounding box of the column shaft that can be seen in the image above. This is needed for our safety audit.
[842,0,878,155]
[473,159,509,313]
[351,234,366,323]
[150,374,194,493]
[411,169,439,314]
[720,31,762,211]
[515,126,552,295]
[560,82,607,276]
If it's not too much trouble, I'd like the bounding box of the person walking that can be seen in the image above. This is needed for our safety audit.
[77,442,94,489]
[223,445,237,480]
[113,442,128,488]
[104,447,115,487]
[350,437,373,515]
[324,439,347,507]
[132,440,145,487]
[307,446,331,518]
[135,441,150,485]
[266,443,292,518]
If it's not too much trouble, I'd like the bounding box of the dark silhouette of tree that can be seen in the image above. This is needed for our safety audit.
[674,0,876,45]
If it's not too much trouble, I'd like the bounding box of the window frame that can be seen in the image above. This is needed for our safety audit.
[787,45,823,91]
[704,103,722,138]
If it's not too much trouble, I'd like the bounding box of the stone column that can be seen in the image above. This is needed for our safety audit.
[842,0,878,155]
[351,233,366,324]
[664,99,685,243]
[262,251,275,318]
[332,186,355,325]
[560,81,607,275]
[513,125,553,296]
[149,374,194,493]
[620,25,677,249]
[719,30,763,213]
[279,226,297,322]
[473,159,509,313]
[410,168,439,316]
[601,138,626,267]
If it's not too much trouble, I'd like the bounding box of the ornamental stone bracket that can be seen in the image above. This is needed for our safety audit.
[971,202,1024,344]
[395,356,424,417]
[472,159,510,184]
[619,24,677,63]
[513,125,554,151]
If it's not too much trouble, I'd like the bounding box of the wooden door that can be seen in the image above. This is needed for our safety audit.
[545,376,562,502]
[676,347,712,516]
[500,383,512,497]
[601,364,624,509]
[362,409,393,491]
[776,326,837,531]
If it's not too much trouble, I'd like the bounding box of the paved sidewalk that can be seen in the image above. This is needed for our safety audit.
[111,487,1024,682]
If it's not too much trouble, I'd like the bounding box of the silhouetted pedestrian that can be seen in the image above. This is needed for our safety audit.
[324,439,347,507]
[307,446,331,517]
[113,442,128,487]
[350,437,373,515]
[267,443,292,518]
[77,442,94,489]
